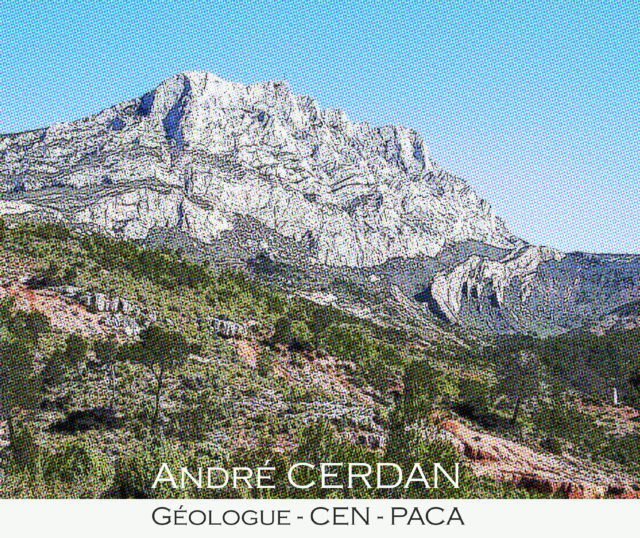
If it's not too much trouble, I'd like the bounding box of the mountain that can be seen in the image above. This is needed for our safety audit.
[0,71,638,334]
[1,73,639,500]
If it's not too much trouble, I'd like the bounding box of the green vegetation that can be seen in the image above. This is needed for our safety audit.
[81,233,211,289]
[1,300,50,346]
[0,340,39,448]
[456,379,490,420]
[205,270,286,321]
[0,296,50,448]
[5,420,532,499]
[257,348,276,377]
[488,330,640,407]
[62,334,88,372]
[330,277,385,305]
[117,325,195,428]
[494,350,543,423]
[0,221,638,499]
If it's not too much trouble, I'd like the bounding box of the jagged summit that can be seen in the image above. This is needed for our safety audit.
[0,71,515,267]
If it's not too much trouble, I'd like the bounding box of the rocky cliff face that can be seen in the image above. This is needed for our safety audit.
[1,72,638,334]
[414,248,640,334]
[0,72,514,267]
[429,245,565,322]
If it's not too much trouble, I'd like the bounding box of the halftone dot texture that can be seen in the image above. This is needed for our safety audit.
[0,2,638,501]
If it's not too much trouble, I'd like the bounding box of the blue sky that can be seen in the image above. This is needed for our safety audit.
[1,1,638,253]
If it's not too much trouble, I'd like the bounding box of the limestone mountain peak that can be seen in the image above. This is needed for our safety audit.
[0,72,514,267]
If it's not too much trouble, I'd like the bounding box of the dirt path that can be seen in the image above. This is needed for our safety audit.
[0,282,106,338]
[235,339,258,367]
[441,419,640,498]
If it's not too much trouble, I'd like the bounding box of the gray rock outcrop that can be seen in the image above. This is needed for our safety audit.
[79,292,138,316]
[429,245,565,322]
[102,312,146,337]
[0,71,515,267]
[209,318,247,338]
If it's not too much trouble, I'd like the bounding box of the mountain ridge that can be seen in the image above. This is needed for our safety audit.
[0,71,516,267]
[0,72,638,335]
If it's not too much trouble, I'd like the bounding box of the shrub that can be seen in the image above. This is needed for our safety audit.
[175,407,212,441]
[540,437,563,455]
[42,349,65,386]
[600,435,640,467]
[31,223,71,241]
[63,266,78,282]
[271,316,292,345]
[5,310,51,345]
[63,334,88,371]
[11,427,40,474]
[112,445,188,498]
[534,404,608,455]
[326,323,373,360]
[272,317,313,350]
[43,440,109,484]
[81,234,211,289]
[40,260,63,286]
[375,340,402,365]
[112,453,154,498]
[457,379,490,419]
[257,348,276,377]
[291,320,313,350]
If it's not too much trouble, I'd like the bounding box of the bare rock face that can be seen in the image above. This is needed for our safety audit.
[0,72,515,267]
[209,317,247,338]
[429,245,565,322]
[79,292,138,316]
[102,312,146,338]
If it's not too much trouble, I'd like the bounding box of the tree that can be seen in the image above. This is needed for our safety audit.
[94,338,118,418]
[629,368,640,403]
[272,316,313,350]
[402,360,443,425]
[63,266,78,283]
[326,323,373,360]
[0,296,15,324]
[495,350,543,424]
[272,316,292,344]
[291,320,313,350]
[132,325,190,429]
[39,260,61,286]
[0,339,39,450]
[385,360,442,464]
[296,421,340,457]
[7,310,50,347]
[0,298,50,346]
[257,348,276,377]
[42,349,65,387]
[457,379,490,420]
[63,333,88,373]
[385,403,419,464]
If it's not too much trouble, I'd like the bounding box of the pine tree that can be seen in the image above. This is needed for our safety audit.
[131,326,190,429]
[6,310,50,347]
[495,349,543,424]
[94,338,118,418]
[63,333,88,374]
[0,339,39,450]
